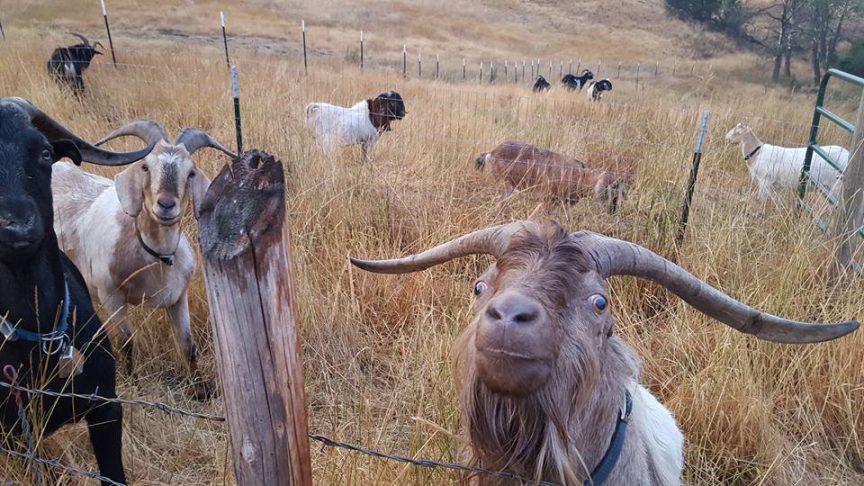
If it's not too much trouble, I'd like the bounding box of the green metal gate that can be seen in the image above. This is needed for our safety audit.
[798,68,864,252]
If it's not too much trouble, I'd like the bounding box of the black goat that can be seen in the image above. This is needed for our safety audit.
[562,70,594,90]
[0,97,154,485]
[47,33,103,94]
[587,79,613,101]
[532,75,551,92]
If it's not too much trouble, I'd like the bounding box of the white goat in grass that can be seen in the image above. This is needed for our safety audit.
[52,120,234,400]
[305,91,406,160]
[725,123,848,204]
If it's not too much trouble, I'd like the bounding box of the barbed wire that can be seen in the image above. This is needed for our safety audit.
[308,433,560,486]
[0,381,225,422]
[0,443,126,486]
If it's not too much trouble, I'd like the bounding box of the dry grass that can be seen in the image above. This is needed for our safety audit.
[0,18,862,486]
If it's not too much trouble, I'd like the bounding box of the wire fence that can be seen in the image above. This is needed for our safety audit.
[0,379,561,485]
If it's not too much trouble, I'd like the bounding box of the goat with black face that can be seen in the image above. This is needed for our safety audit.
[0,97,153,485]
[47,33,104,94]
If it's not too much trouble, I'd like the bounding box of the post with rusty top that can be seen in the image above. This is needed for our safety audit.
[100,0,117,66]
[197,150,313,486]
[301,20,308,75]
[832,94,864,273]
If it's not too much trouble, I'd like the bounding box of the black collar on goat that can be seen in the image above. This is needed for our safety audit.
[0,97,153,486]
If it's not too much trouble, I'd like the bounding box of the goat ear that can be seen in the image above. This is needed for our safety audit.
[115,164,146,217]
[51,139,82,165]
[190,171,211,219]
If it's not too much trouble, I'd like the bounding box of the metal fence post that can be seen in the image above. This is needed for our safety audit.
[359,31,364,70]
[231,66,243,153]
[301,20,308,75]
[677,111,711,244]
[220,12,230,68]
[100,0,117,66]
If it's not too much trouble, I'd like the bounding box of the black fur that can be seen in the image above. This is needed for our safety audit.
[532,76,551,92]
[0,102,125,485]
[561,70,594,90]
[47,38,103,94]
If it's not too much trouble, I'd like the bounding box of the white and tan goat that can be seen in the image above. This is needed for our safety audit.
[52,120,234,399]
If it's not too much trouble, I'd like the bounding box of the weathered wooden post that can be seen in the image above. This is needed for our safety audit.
[436,54,439,79]
[197,150,313,486]
[462,58,466,80]
[418,51,422,78]
[636,62,641,87]
[832,96,864,272]
[100,0,117,66]
[301,20,308,75]
[359,30,364,70]
[402,45,407,78]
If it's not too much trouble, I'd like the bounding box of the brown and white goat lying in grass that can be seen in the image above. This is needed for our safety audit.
[351,220,858,485]
[476,140,630,213]
[52,120,234,399]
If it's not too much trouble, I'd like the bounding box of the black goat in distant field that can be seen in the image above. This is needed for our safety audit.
[47,33,103,94]
[562,70,594,90]
[532,75,551,92]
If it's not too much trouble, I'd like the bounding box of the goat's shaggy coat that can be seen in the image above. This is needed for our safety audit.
[350,220,857,485]
[305,91,406,159]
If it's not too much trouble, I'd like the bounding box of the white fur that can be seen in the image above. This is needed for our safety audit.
[725,124,848,203]
[631,384,685,485]
[305,99,380,159]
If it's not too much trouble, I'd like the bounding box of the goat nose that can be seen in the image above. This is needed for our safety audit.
[157,198,177,210]
[485,294,541,326]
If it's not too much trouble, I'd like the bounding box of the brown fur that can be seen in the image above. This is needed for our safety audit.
[455,222,650,484]
[367,98,392,133]
[478,141,629,212]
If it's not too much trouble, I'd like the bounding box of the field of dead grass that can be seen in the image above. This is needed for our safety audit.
[0,15,862,486]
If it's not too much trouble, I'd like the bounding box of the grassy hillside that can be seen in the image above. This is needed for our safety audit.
[0,2,863,485]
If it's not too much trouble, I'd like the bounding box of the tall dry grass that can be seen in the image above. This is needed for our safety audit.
[0,26,862,485]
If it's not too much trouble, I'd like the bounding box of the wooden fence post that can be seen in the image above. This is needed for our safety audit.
[833,95,864,271]
[197,150,312,486]
[359,30,364,70]
[462,58,466,80]
[402,45,407,78]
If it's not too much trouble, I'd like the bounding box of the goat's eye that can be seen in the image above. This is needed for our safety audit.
[189,171,196,178]
[473,281,488,296]
[41,149,52,162]
[141,164,149,172]
[590,295,608,313]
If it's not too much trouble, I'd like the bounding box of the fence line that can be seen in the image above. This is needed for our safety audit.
[0,379,561,485]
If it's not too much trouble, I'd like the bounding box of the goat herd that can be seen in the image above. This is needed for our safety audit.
[0,33,860,486]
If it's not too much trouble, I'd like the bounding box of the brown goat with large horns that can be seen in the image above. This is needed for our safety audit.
[351,221,858,485]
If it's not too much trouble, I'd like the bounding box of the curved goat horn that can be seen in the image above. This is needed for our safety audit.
[1,97,154,166]
[69,32,91,46]
[350,221,539,274]
[176,128,236,158]
[575,231,859,344]
[95,120,168,148]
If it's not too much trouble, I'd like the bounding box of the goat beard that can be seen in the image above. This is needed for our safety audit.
[454,329,601,485]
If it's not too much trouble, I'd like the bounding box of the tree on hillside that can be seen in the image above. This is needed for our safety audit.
[764,0,808,82]
[804,0,864,83]
[666,0,743,28]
